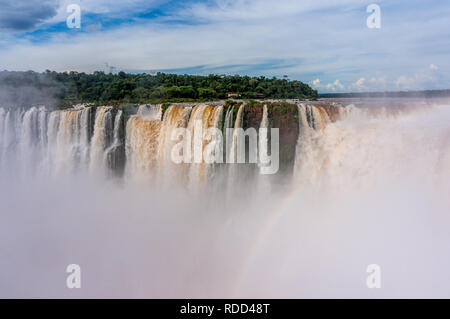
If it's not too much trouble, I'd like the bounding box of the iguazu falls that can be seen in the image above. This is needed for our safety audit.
[1,0,450,303]
[1,97,449,298]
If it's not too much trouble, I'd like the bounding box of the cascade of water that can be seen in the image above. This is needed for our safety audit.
[79,107,93,167]
[257,104,273,194]
[0,108,5,163]
[224,105,235,163]
[226,103,246,198]
[46,110,60,174]
[89,106,113,174]
[125,115,162,182]
[137,104,162,121]
[19,107,40,175]
[1,106,119,178]
[293,104,332,184]
[0,108,13,170]
[105,110,125,174]
[258,104,269,170]
[229,103,245,164]
[187,105,224,187]
[113,110,123,147]
[54,110,81,174]
[157,105,192,185]
[38,106,48,151]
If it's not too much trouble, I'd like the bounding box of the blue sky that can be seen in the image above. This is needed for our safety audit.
[0,0,449,92]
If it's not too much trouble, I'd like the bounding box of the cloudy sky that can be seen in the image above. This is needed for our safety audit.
[0,0,449,92]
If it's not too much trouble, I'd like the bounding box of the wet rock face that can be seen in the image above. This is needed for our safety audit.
[268,103,299,175]
[243,102,299,175]
[243,104,264,130]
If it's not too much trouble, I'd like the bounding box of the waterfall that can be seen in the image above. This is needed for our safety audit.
[226,103,246,198]
[157,105,192,185]
[79,107,93,167]
[293,104,332,184]
[1,101,447,195]
[0,110,11,170]
[1,102,341,187]
[224,105,235,163]
[113,110,123,147]
[20,107,39,172]
[104,110,124,175]
[54,110,82,174]
[38,107,48,151]
[45,110,60,174]
[125,104,225,188]
[229,103,245,164]
[137,104,162,121]
[0,105,118,178]
[89,106,113,174]
[0,108,5,163]
[258,104,269,170]
[125,115,162,182]
[187,105,224,188]
[257,104,272,194]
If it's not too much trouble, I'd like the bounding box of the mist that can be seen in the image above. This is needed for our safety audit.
[0,99,449,298]
[0,71,64,108]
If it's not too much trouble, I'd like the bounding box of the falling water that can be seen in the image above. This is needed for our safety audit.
[294,104,332,185]
[157,105,192,185]
[105,110,125,175]
[137,104,162,121]
[226,103,246,198]
[256,104,273,195]
[229,103,245,164]
[187,105,224,188]
[19,107,40,174]
[125,114,162,182]
[0,108,5,163]
[89,106,113,175]
[224,105,235,163]
[79,106,94,167]
[1,100,450,298]
[258,104,269,170]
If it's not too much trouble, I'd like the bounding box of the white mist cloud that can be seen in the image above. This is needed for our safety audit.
[312,78,345,92]
[1,101,450,298]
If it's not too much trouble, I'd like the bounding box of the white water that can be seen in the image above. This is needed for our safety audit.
[137,104,162,121]
[0,100,449,298]
[0,105,122,178]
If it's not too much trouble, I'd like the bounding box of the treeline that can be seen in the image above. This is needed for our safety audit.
[0,70,318,107]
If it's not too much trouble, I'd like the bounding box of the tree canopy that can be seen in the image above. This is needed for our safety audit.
[0,70,318,107]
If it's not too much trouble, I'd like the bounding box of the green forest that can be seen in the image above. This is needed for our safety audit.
[0,70,318,107]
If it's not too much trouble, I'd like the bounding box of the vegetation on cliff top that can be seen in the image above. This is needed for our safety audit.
[0,70,318,107]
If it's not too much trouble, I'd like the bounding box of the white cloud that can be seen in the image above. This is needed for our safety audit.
[368,76,386,86]
[395,64,445,90]
[312,78,321,88]
[328,80,344,91]
[349,77,369,91]
[395,75,416,90]
[182,0,363,22]
[0,0,449,92]
[355,77,365,88]
[45,0,167,25]
[429,64,438,70]
[312,78,345,92]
